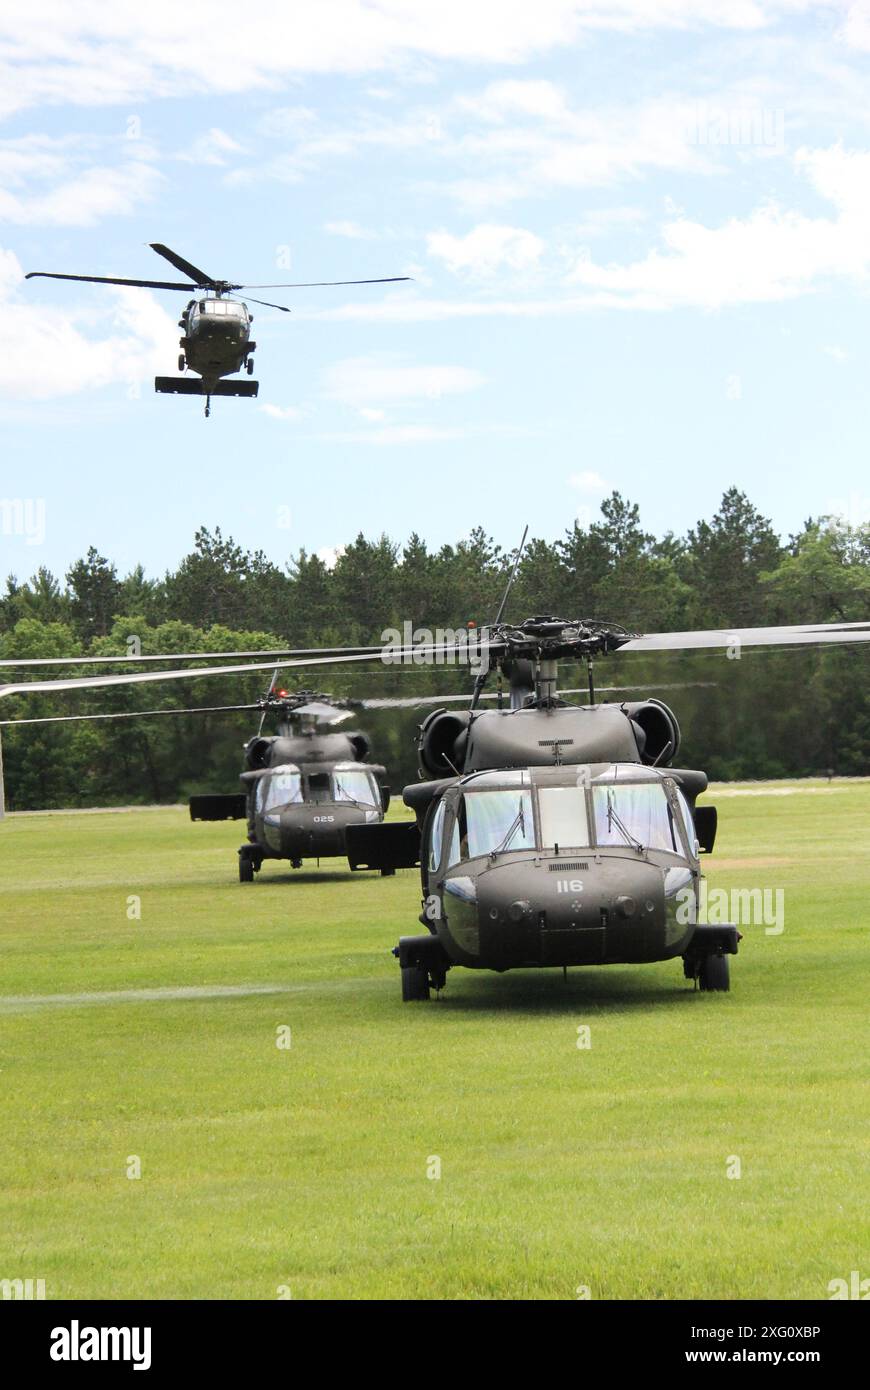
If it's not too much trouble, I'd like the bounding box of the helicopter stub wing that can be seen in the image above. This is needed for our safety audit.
[189,794,247,821]
[154,378,259,397]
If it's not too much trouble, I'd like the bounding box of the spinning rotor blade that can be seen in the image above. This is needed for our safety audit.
[620,620,870,653]
[242,277,411,288]
[244,296,291,313]
[0,704,258,728]
[358,681,718,711]
[0,640,497,699]
[0,644,405,669]
[290,701,353,723]
[26,272,196,291]
[149,243,217,285]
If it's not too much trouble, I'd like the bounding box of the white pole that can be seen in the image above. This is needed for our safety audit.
[0,727,5,818]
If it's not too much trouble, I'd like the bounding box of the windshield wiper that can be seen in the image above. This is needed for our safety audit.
[493,798,526,854]
[606,790,644,853]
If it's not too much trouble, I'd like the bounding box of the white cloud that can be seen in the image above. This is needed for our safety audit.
[0,247,178,399]
[314,422,521,445]
[177,127,245,165]
[822,343,848,361]
[427,223,545,276]
[564,143,870,309]
[324,220,378,239]
[0,132,161,225]
[322,354,486,403]
[359,406,386,420]
[0,4,810,115]
[260,404,303,420]
[569,470,611,492]
[317,544,346,569]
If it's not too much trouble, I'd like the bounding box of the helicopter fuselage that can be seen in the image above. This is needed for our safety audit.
[241,758,387,872]
[390,762,738,997]
[178,297,254,384]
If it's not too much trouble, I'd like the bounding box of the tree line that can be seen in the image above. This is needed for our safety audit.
[1,488,868,808]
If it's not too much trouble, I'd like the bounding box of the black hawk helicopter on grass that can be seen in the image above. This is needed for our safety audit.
[189,680,393,881]
[340,603,870,1001]
[1,608,868,998]
[0,650,410,880]
[26,243,409,417]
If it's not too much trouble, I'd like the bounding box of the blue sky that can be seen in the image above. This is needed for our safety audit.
[2,1,870,582]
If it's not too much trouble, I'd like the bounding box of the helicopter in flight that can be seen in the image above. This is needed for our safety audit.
[189,682,393,881]
[25,242,410,417]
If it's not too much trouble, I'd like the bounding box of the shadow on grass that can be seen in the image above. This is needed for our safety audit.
[254,871,354,886]
[432,968,701,1016]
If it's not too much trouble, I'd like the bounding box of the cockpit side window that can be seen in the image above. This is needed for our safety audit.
[427,798,446,873]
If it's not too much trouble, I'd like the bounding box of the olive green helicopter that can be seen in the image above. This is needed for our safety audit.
[26,242,409,417]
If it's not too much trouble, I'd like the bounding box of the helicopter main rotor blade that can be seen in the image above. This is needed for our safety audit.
[243,296,291,313]
[620,620,870,653]
[0,640,503,699]
[0,704,258,728]
[0,644,410,669]
[241,277,411,288]
[149,243,217,286]
[358,681,718,711]
[26,272,197,291]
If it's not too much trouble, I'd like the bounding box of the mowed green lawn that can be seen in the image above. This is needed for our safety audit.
[0,781,867,1301]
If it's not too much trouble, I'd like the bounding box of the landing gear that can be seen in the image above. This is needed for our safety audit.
[178,354,186,372]
[682,923,739,992]
[393,934,450,1002]
[380,867,396,877]
[290,858,303,869]
[698,953,730,992]
[204,395,211,418]
[246,357,254,375]
[401,963,430,1001]
[238,846,262,882]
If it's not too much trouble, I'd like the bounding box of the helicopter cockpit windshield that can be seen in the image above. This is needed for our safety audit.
[590,774,691,855]
[439,768,693,865]
[199,299,246,316]
[332,764,380,809]
[258,765,303,812]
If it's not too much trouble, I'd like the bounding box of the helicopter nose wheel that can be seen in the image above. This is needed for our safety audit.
[204,395,211,419]
[178,354,186,372]
[246,357,254,375]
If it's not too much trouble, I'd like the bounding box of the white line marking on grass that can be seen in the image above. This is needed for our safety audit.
[0,983,301,1014]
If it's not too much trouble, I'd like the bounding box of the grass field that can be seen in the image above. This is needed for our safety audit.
[1,781,868,1300]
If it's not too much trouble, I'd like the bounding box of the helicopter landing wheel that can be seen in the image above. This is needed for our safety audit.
[290,857,303,869]
[380,867,396,877]
[239,854,255,883]
[178,354,186,371]
[698,953,730,992]
[246,357,254,375]
[401,962,430,1002]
